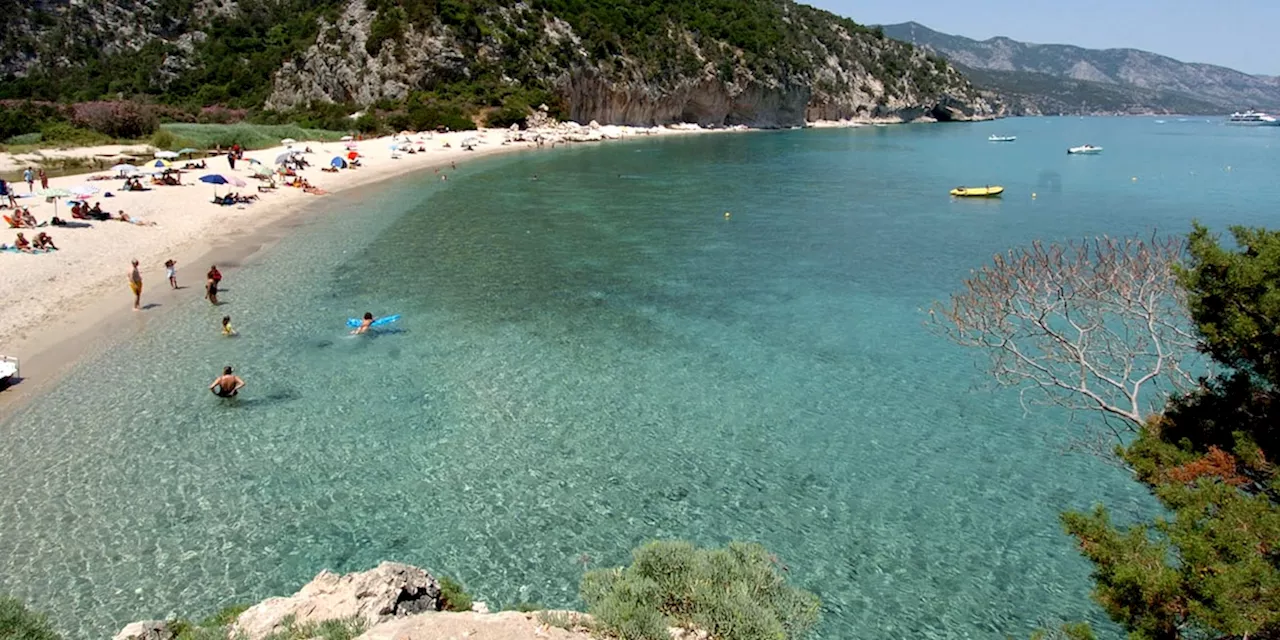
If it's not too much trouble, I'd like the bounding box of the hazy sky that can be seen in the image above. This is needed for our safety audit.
[807,0,1279,75]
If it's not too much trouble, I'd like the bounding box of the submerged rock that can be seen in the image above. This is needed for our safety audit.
[231,562,441,639]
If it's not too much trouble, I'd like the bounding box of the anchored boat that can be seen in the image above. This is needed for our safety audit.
[988,135,1016,142]
[1068,145,1103,155]
[950,185,1004,197]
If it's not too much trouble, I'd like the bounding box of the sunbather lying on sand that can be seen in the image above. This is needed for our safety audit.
[116,211,157,226]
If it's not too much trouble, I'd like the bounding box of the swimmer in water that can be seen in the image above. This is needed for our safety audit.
[221,315,237,336]
[210,366,245,397]
[351,312,375,335]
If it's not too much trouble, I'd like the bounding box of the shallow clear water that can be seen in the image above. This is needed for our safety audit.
[3,117,1279,639]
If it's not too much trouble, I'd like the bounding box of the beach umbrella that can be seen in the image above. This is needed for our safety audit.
[109,163,139,175]
[274,152,296,165]
[200,174,246,187]
[330,157,348,169]
[250,166,273,178]
[346,151,359,161]
[344,142,358,150]
[154,150,179,159]
[68,184,100,197]
[177,147,200,156]
[340,135,354,142]
[281,138,297,146]
[247,158,263,166]
[147,159,172,169]
[36,187,73,216]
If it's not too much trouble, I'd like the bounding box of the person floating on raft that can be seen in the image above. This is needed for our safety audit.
[351,312,375,335]
[210,366,246,398]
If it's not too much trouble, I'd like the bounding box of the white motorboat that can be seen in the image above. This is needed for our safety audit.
[1227,110,1280,125]
[1068,145,1103,155]
[988,135,1016,142]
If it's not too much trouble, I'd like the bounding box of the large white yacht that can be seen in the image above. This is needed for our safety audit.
[1227,110,1280,125]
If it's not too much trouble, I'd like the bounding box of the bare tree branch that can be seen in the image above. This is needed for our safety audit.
[927,234,1207,441]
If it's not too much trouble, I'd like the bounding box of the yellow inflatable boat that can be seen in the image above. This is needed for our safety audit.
[950,186,1004,197]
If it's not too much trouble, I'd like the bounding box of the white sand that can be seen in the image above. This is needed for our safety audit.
[0,126,712,373]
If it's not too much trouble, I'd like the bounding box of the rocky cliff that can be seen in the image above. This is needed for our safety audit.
[0,0,996,127]
[112,563,595,640]
[882,21,1280,115]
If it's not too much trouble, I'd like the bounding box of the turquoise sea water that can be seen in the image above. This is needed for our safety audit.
[2,117,1279,639]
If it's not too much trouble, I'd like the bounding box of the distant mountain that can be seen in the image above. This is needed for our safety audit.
[881,21,1280,115]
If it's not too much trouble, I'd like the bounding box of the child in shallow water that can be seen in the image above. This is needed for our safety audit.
[221,315,237,336]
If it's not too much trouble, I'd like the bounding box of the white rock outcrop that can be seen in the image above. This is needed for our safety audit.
[231,562,441,640]
[112,620,175,640]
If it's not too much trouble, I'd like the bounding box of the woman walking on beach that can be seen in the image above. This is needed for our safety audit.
[165,259,178,289]
[128,259,142,310]
[37,169,48,190]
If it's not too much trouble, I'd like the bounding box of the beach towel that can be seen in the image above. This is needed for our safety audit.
[0,246,55,254]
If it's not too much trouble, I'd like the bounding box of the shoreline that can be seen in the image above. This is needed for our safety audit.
[0,124,734,419]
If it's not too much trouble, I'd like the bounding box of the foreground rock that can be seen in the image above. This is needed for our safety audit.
[112,620,175,640]
[359,611,593,640]
[116,563,597,640]
[232,562,442,639]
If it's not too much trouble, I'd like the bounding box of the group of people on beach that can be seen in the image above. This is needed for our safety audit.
[128,258,241,396]
[11,231,57,252]
[128,259,221,310]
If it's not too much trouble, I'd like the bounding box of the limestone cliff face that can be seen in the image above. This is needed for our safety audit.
[265,0,994,126]
[3,0,996,127]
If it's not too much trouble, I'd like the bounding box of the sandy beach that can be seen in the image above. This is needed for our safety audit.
[0,124,718,403]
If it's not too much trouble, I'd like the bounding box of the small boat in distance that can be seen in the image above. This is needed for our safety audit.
[1227,110,1279,125]
[1068,145,1103,155]
[950,185,1004,197]
[988,135,1016,142]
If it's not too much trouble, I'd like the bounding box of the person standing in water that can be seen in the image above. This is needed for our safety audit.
[206,264,222,305]
[128,259,142,310]
[210,366,245,397]
[221,315,237,336]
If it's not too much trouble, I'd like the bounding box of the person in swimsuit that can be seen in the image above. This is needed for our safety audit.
[206,265,222,305]
[33,232,56,251]
[210,366,245,397]
[351,312,375,335]
[14,232,32,253]
[221,315,237,336]
[128,259,142,310]
[165,259,177,289]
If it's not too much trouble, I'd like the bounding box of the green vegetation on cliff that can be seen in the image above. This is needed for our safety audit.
[1,0,990,131]
[582,541,821,640]
[0,596,61,640]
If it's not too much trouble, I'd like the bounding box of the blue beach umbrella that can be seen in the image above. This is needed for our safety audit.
[330,157,347,169]
[199,174,230,185]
